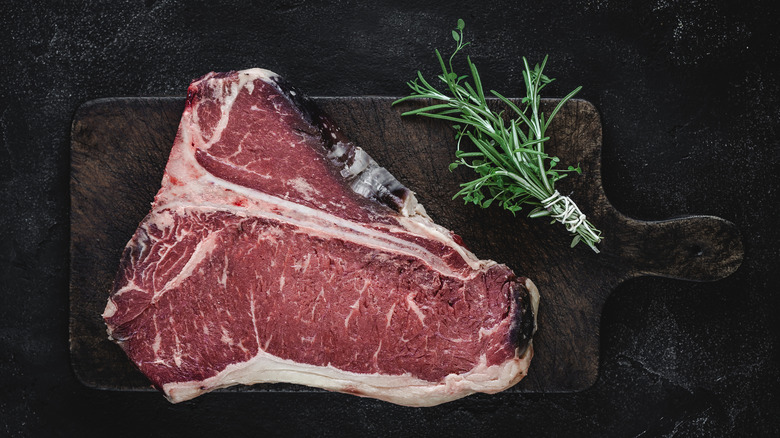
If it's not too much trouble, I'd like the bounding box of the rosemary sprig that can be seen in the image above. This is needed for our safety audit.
[393,19,603,252]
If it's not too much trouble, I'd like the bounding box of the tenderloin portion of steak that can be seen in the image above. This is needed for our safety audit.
[102,69,539,406]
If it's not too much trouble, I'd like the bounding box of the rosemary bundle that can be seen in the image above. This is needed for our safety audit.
[394,19,603,252]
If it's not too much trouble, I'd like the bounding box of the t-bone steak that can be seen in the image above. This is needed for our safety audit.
[102,68,539,406]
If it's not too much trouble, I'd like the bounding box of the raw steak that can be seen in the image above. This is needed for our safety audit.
[102,69,539,407]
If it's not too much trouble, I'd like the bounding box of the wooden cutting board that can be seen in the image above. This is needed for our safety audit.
[69,96,743,394]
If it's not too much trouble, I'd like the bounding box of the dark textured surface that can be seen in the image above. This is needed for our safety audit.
[2,0,778,436]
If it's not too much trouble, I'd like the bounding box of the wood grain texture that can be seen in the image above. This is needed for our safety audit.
[69,97,743,394]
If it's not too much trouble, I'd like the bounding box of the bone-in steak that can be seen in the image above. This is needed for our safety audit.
[102,69,538,406]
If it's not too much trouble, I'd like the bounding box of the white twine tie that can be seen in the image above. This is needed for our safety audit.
[542,190,587,233]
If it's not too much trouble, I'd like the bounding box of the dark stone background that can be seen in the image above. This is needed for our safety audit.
[1,0,778,436]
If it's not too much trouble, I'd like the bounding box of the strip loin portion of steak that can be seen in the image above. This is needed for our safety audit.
[103,69,539,406]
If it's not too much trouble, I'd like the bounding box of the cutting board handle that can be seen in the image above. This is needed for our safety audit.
[605,214,743,281]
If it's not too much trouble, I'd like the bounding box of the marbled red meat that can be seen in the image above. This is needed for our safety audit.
[103,69,538,406]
